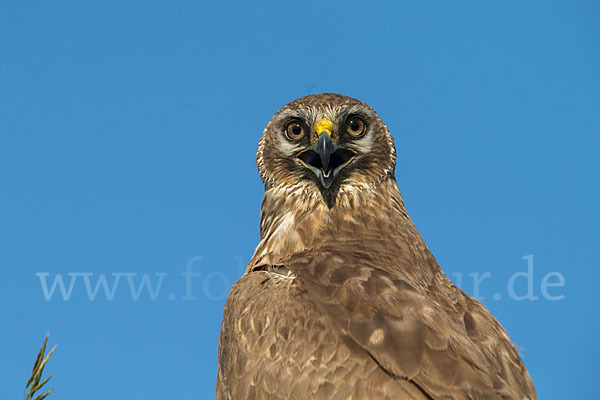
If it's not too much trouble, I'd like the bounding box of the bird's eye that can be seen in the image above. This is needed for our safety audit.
[346,117,366,138]
[285,121,305,141]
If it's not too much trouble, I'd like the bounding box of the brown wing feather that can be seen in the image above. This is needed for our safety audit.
[278,249,536,399]
[217,270,430,399]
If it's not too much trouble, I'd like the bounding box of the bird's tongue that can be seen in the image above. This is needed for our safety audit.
[319,168,335,188]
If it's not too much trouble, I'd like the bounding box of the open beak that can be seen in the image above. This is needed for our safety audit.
[298,133,356,188]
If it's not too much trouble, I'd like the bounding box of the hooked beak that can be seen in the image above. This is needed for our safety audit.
[298,133,356,188]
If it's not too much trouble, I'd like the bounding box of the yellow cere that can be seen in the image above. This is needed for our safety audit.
[315,118,334,137]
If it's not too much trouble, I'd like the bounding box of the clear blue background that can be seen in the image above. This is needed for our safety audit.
[1,1,598,398]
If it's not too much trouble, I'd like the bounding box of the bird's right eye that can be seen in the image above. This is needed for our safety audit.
[285,121,305,141]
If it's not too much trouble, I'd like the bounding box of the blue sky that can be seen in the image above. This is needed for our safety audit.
[0,1,598,398]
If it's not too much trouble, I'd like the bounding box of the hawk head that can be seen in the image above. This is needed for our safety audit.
[257,93,397,199]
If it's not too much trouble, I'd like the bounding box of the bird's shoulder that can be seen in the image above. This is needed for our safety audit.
[219,268,432,399]
[273,248,537,400]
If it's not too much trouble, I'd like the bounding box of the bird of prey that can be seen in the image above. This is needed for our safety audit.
[217,93,536,399]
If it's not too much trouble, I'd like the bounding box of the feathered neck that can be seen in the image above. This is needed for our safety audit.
[247,177,422,273]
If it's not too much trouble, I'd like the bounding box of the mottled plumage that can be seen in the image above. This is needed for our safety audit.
[217,93,536,399]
